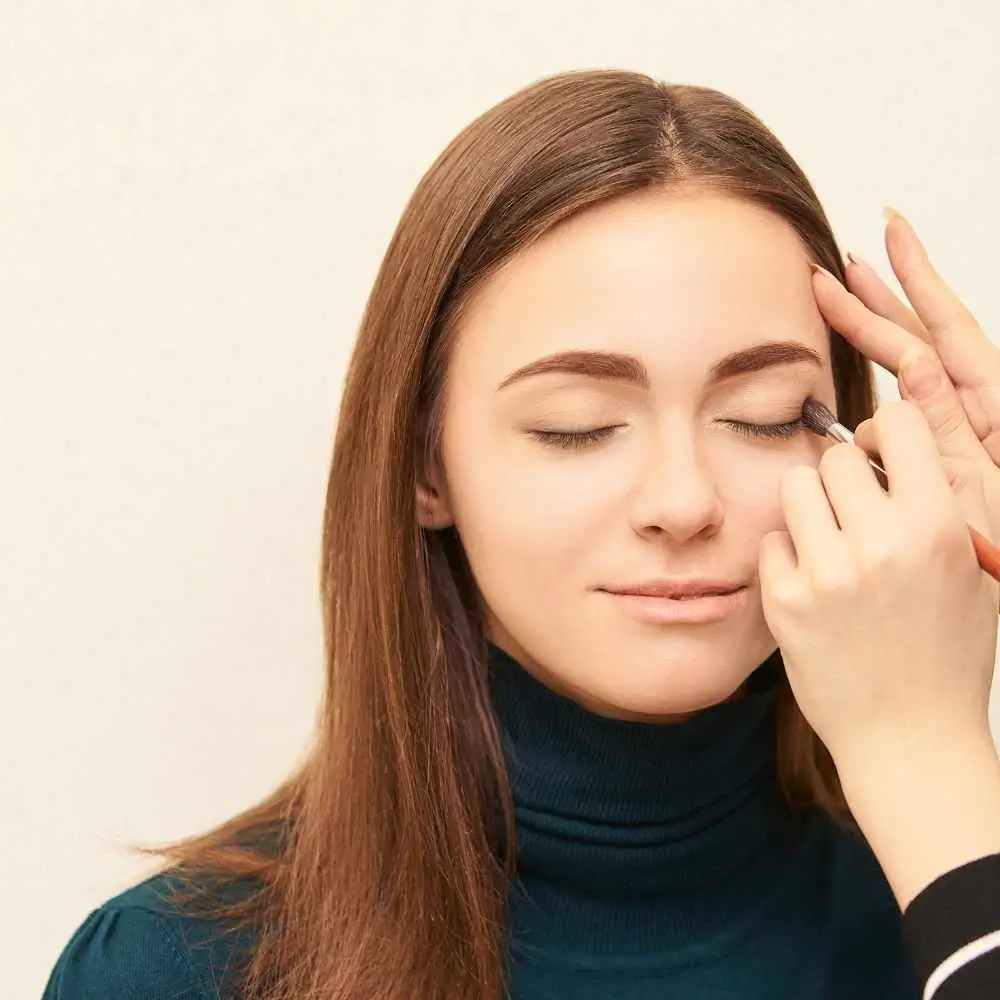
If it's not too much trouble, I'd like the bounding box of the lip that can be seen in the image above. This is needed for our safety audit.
[599,580,748,625]
[603,579,746,599]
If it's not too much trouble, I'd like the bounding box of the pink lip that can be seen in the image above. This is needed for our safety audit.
[604,579,745,599]
[600,581,748,625]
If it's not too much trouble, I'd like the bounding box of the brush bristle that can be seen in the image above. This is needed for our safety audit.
[801,397,837,436]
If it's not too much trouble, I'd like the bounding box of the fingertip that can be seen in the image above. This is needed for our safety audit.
[810,262,841,284]
[852,417,875,450]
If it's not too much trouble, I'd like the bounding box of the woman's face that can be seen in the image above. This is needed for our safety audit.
[424,189,836,719]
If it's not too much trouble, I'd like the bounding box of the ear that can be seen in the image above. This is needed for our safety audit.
[416,478,454,529]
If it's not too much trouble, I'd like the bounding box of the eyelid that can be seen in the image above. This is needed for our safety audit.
[725,418,804,440]
[529,425,622,449]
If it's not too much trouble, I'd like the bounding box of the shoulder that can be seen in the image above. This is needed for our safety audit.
[43,870,260,1000]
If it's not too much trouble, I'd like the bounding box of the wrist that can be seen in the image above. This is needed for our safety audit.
[837,731,1000,910]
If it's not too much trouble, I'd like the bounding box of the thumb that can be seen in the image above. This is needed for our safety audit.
[897,349,986,463]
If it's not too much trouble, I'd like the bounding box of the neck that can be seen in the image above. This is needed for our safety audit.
[488,644,804,953]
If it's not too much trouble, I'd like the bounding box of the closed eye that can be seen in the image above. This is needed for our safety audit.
[530,418,805,451]
[725,418,804,440]
[529,426,621,450]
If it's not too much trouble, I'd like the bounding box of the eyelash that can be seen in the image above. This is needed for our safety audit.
[727,418,805,440]
[531,418,805,450]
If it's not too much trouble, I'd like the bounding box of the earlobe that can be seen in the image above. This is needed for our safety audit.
[416,483,454,529]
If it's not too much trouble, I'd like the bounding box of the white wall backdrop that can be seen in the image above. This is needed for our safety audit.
[3,1,999,995]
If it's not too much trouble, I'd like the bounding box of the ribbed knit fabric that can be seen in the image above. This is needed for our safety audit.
[488,643,920,998]
[42,646,920,999]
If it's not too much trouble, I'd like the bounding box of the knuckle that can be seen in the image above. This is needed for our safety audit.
[858,537,898,571]
[810,561,859,599]
[768,577,805,611]
[947,456,984,489]
[930,400,967,437]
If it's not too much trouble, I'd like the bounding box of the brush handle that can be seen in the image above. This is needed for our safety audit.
[969,525,1000,583]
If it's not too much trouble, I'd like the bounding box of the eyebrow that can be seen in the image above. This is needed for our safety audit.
[496,341,823,390]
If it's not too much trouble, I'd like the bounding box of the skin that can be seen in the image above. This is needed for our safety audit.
[792,219,1000,910]
[419,194,1000,913]
[420,188,835,720]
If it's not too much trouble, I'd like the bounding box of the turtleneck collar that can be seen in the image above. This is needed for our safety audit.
[488,643,808,955]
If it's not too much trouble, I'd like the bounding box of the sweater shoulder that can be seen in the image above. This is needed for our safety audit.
[42,871,261,1000]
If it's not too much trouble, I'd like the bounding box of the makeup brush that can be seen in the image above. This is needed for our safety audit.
[800,398,1000,584]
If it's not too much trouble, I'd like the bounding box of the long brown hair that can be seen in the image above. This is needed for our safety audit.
[143,69,876,1000]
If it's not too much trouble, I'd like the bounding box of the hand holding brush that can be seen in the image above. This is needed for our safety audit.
[800,396,1000,584]
[810,208,1000,563]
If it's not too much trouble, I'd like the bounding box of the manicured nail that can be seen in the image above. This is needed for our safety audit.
[901,352,942,398]
[846,251,872,270]
[883,206,903,222]
[809,262,837,281]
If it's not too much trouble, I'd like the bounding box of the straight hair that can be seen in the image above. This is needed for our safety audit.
[142,69,875,1000]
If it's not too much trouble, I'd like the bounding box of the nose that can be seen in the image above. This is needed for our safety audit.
[628,430,725,544]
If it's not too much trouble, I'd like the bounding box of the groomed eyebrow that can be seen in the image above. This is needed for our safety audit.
[497,341,823,391]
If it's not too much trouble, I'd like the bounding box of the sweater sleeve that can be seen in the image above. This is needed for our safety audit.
[901,852,1000,1000]
[42,903,212,1000]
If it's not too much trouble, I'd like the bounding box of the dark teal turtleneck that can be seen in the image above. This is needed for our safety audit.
[42,646,919,999]
[488,643,919,999]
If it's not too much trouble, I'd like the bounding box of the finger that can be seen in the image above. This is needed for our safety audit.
[869,400,953,504]
[883,213,1000,384]
[815,441,889,537]
[896,350,995,471]
[778,465,845,577]
[939,455,992,542]
[941,457,1000,610]
[758,529,800,613]
[884,213,980,339]
[853,355,999,482]
[811,267,925,377]
[844,251,929,342]
[956,384,1000,455]
[852,417,877,458]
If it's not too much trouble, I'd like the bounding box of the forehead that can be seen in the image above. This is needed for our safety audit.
[452,189,830,382]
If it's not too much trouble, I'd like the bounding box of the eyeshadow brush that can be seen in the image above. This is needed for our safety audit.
[800,398,1000,585]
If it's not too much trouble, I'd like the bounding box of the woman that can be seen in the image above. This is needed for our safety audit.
[41,69,1000,1000]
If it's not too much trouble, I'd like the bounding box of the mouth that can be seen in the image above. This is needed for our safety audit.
[603,580,746,599]
[598,580,749,624]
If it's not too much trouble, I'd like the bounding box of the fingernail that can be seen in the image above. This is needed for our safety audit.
[901,352,942,398]
[846,251,872,270]
[809,262,838,281]
[883,206,903,222]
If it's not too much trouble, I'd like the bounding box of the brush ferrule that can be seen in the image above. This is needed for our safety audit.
[826,423,855,446]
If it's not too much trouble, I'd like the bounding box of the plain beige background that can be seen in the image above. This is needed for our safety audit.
[4,1,1000,996]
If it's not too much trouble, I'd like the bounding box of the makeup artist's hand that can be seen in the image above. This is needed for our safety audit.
[758,400,1000,908]
[811,210,1000,547]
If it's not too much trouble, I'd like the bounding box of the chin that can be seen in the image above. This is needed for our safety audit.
[601,674,748,720]
[583,639,772,720]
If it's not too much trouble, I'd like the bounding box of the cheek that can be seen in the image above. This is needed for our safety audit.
[441,420,624,570]
[716,434,824,532]
[447,446,615,565]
